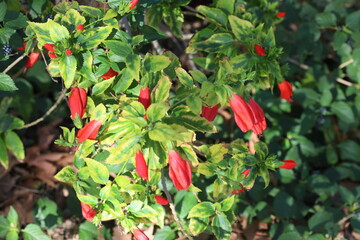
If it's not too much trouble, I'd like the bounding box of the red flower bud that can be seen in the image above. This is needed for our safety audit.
[232,187,245,195]
[155,196,169,205]
[229,94,255,133]
[65,49,72,55]
[25,52,40,69]
[254,44,266,56]
[17,42,27,51]
[278,80,293,102]
[68,87,87,119]
[241,169,250,177]
[44,43,55,52]
[48,52,57,59]
[135,151,148,181]
[248,98,267,135]
[76,120,102,143]
[168,151,192,191]
[276,12,286,18]
[77,24,84,30]
[130,0,139,10]
[279,160,297,169]
[101,68,118,80]
[132,228,149,240]
[138,87,151,110]
[80,202,97,222]
[201,105,218,121]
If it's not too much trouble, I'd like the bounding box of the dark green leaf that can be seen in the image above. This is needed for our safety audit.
[0,73,17,91]
[212,214,231,240]
[59,55,77,88]
[197,6,228,26]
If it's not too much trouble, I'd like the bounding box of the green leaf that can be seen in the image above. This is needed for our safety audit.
[162,6,183,37]
[148,123,192,142]
[126,54,141,80]
[84,158,109,184]
[92,78,113,95]
[78,221,98,240]
[48,20,70,42]
[221,196,235,212]
[191,33,234,52]
[189,217,209,236]
[331,101,355,124]
[188,202,215,218]
[6,231,19,240]
[153,74,171,103]
[104,40,132,58]
[153,226,175,240]
[0,28,16,45]
[7,207,18,227]
[175,67,193,88]
[4,131,24,160]
[77,26,112,50]
[61,9,86,30]
[229,15,253,42]
[0,136,8,168]
[146,102,169,122]
[54,166,77,183]
[274,191,297,219]
[308,211,334,231]
[28,22,53,46]
[4,11,28,29]
[338,140,360,162]
[189,70,207,83]
[197,6,228,26]
[208,144,228,163]
[59,55,77,88]
[315,12,337,27]
[164,114,216,133]
[186,95,202,114]
[259,164,270,188]
[22,224,50,240]
[77,194,98,205]
[254,142,268,160]
[106,135,140,164]
[0,216,10,237]
[216,0,235,14]
[144,55,171,72]
[212,214,231,240]
[113,68,134,93]
[0,1,6,22]
[0,73,18,91]
[79,6,103,18]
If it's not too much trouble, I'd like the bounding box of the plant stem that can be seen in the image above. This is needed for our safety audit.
[160,169,193,239]
[3,53,26,74]
[17,88,67,130]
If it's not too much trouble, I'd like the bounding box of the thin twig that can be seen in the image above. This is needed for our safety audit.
[287,58,309,70]
[122,16,132,36]
[339,59,354,69]
[336,78,353,87]
[151,40,164,55]
[17,88,67,130]
[3,53,26,74]
[161,169,193,239]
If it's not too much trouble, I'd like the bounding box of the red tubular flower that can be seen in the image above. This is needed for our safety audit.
[232,187,245,195]
[25,52,40,69]
[44,43,55,52]
[276,12,286,18]
[248,98,267,135]
[135,151,148,181]
[48,52,57,59]
[279,160,297,169]
[132,228,149,240]
[138,87,151,110]
[77,24,84,30]
[68,87,87,119]
[65,49,72,55]
[155,196,169,205]
[76,120,102,143]
[201,105,218,121]
[241,169,251,177]
[80,202,97,222]
[229,94,255,133]
[101,68,118,80]
[254,44,266,56]
[168,151,192,191]
[17,42,27,51]
[129,0,139,10]
[278,80,293,102]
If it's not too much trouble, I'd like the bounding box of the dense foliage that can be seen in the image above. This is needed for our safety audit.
[0,0,359,239]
